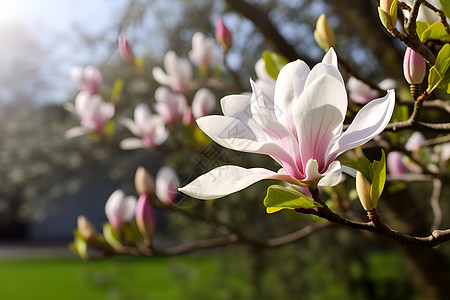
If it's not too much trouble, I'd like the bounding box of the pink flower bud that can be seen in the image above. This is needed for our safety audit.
[118,36,135,65]
[135,194,155,240]
[216,17,232,53]
[156,167,179,206]
[135,167,155,197]
[104,190,137,230]
[403,48,426,85]
[387,151,408,176]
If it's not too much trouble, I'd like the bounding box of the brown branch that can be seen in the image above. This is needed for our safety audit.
[299,187,450,247]
[384,120,450,132]
[422,0,450,37]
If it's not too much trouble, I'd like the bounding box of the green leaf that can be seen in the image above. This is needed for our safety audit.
[103,223,122,250]
[263,185,321,214]
[420,21,449,42]
[437,0,450,20]
[111,78,124,103]
[344,157,372,182]
[263,51,288,80]
[71,230,89,260]
[427,43,450,93]
[370,150,386,207]
[416,21,429,38]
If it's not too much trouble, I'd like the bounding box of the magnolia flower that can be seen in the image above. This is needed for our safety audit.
[156,166,179,205]
[192,88,216,119]
[119,103,169,149]
[65,92,115,138]
[405,132,425,151]
[70,65,102,95]
[154,86,187,125]
[104,190,137,230]
[387,151,408,176]
[180,48,395,199]
[189,32,218,68]
[402,0,444,24]
[347,77,397,104]
[152,51,192,94]
[135,194,155,240]
[118,36,135,65]
[255,58,276,100]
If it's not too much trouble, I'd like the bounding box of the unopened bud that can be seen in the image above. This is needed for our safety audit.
[403,47,426,85]
[378,0,398,30]
[216,17,232,54]
[356,171,374,211]
[156,166,179,206]
[77,215,98,244]
[119,36,135,65]
[135,167,155,197]
[314,14,335,51]
[135,194,155,244]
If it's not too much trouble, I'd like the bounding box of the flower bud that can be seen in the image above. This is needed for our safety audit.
[356,171,374,211]
[104,190,137,230]
[118,36,135,65]
[156,166,179,206]
[403,48,426,85]
[135,194,155,242]
[378,0,397,30]
[135,167,155,197]
[314,14,335,51]
[77,215,98,244]
[216,17,232,54]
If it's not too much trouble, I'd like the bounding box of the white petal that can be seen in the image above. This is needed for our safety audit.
[274,60,310,127]
[318,161,343,187]
[119,117,140,136]
[64,126,86,139]
[152,67,171,86]
[341,165,357,178]
[178,166,299,200]
[322,48,338,67]
[250,79,276,121]
[120,137,145,150]
[303,159,321,182]
[328,89,395,159]
[192,88,216,119]
[304,62,344,89]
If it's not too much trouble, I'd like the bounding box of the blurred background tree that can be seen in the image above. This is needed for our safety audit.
[0,0,449,299]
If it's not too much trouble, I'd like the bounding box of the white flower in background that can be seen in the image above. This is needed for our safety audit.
[346,77,397,104]
[156,167,179,205]
[154,86,187,125]
[189,32,219,69]
[180,48,395,199]
[405,132,425,152]
[119,103,168,150]
[254,58,276,100]
[65,92,115,138]
[105,190,137,229]
[192,88,216,119]
[152,51,192,94]
[70,65,102,95]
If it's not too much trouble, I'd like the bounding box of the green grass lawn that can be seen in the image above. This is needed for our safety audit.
[0,254,246,300]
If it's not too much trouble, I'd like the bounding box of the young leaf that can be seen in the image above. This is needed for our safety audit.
[370,150,386,207]
[263,51,288,80]
[263,185,321,214]
[427,44,450,93]
[103,223,122,250]
[111,78,124,103]
[415,21,429,38]
[420,21,449,42]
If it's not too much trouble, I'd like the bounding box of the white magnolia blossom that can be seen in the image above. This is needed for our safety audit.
[70,65,102,95]
[254,58,276,100]
[65,92,115,138]
[154,86,187,125]
[180,48,395,200]
[405,132,425,152]
[152,50,192,94]
[119,103,168,150]
[105,189,137,229]
[347,77,397,104]
[189,32,219,68]
[156,166,179,205]
[192,88,216,119]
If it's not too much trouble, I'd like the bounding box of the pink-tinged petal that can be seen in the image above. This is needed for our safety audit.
[179,166,302,200]
[274,60,310,130]
[321,47,338,67]
[405,132,425,152]
[192,88,216,119]
[250,80,276,121]
[197,115,300,175]
[65,126,86,139]
[120,138,145,150]
[347,77,378,104]
[105,190,137,229]
[328,89,395,159]
[135,194,155,237]
[119,117,140,136]
[156,166,179,205]
[152,67,171,86]
[387,151,408,176]
[293,75,347,171]
[317,161,343,187]
[303,61,344,89]
[134,103,152,126]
